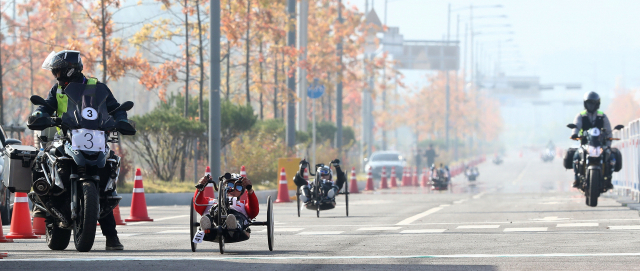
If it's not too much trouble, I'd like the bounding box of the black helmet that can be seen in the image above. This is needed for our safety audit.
[41,50,83,82]
[583,91,600,113]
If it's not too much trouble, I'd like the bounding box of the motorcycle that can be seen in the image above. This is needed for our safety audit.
[541,148,555,162]
[567,123,623,207]
[492,156,503,165]
[26,84,135,252]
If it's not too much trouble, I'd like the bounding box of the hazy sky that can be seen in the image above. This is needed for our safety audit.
[350,0,640,98]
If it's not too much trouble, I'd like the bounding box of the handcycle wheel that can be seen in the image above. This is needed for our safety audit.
[267,196,274,251]
[316,203,320,218]
[296,189,301,218]
[218,232,225,254]
[345,180,349,217]
[190,197,198,252]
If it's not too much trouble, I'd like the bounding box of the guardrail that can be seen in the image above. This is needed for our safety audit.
[612,120,640,201]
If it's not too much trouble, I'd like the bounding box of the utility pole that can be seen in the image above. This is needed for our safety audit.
[297,0,309,132]
[445,3,451,150]
[286,0,297,149]
[209,0,221,179]
[381,0,388,151]
[335,0,344,152]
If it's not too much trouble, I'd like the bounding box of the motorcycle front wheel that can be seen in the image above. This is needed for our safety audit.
[73,182,99,252]
[587,169,600,207]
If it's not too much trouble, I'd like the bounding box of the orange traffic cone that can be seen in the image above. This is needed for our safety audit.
[364,169,375,191]
[412,167,419,186]
[6,193,39,239]
[125,169,153,222]
[0,209,12,243]
[275,168,290,203]
[390,167,398,188]
[203,166,215,199]
[239,165,248,203]
[348,167,359,194]
[421,167,428,187]
[379,167,389,189]
[32,217,46,235]
[113,205,126,225]
[400,168,406,186]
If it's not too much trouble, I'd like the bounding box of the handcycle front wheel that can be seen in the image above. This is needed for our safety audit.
[345,178,349,217]
[190,197,198,252]
[296,190,301,218]
[267,196,274,251]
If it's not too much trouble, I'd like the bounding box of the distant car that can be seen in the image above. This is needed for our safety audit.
[0,125,11,225]
[365,151,406,179]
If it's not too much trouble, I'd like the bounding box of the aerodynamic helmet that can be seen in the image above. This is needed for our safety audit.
[319,165,332,180]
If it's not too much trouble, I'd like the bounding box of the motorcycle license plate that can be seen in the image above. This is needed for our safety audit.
[71,129,106,152]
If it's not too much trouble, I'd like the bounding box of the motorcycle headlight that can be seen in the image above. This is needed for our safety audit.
[587,146,603,157]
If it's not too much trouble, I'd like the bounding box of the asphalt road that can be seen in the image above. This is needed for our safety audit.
[4,153,640,270]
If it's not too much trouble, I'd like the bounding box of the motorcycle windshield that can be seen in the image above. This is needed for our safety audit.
[60,82,116,131]
[587,128,602,147]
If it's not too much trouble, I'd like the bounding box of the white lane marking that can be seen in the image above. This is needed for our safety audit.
[472,192,485,199]
[400,229,447,234]
[531,216,570,221]
[609,225,640,230]
[556,223,599,227]
[258,228,304,232]
[297,231,343,235]
[157,230,190,234]
[396,206,445,225]
[453,199,468,204]
[457,225,500,229]
[503,227,548,232]
[126,215,188,225]
[356,227,402,231]
[9,253,640,261]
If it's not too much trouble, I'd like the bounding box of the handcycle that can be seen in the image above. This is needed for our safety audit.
[295,161,349,218]
[189,173,274,254]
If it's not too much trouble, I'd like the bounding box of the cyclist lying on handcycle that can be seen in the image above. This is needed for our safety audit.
[293,159,346,205]
[193,173,259,242]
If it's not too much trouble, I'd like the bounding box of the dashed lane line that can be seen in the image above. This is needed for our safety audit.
[356,227,402,231]
[396,205,448,226]
[400,229,447,234]
[457,225,500,229]
[297,231,344,235]
[556,223,599,227]
[503,227,548,232]
[608,225,640,230]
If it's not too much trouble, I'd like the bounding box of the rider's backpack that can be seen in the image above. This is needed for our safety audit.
[563,148,577,170]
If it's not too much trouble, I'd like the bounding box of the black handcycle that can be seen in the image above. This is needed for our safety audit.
[295,162,349,218]
[189,173,274,254]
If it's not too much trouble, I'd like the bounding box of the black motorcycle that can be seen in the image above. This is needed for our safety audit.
[27,83,135,252]
[567,123,623,207]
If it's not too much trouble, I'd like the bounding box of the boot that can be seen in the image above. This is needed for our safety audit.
[572,175,580,188]
[605,177,613,190]
[105,235,124,250]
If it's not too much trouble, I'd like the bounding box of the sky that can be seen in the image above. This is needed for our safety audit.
[349,0,640,99]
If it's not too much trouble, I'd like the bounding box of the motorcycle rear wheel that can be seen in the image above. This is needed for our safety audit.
[73,182,99,252]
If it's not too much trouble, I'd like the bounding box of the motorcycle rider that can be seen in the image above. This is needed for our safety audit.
[30,50,134,250]
[570,91,613,189]
[293,159,346,204]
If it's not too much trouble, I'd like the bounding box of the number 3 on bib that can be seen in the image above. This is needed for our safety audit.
[82,107,98,120]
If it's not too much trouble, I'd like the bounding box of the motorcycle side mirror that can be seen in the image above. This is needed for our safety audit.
[614,125,625,130]
[30,95,55,112]
[109,101,134,114]
[5,138,21,145]
[567,124,577,129]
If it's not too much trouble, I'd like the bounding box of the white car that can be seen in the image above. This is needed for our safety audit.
[365,151,406,179]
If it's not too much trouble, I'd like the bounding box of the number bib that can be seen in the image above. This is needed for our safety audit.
[70,129,106,152]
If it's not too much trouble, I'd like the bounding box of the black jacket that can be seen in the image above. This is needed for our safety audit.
[37,73,127,121]
[294,165,347,190]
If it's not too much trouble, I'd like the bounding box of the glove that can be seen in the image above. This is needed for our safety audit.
[116,119,136,135]
[570,134,579,140]
[331,159,341,167]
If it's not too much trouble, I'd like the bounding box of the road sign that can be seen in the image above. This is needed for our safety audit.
[307,80,325,99]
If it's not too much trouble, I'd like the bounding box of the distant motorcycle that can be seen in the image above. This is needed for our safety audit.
[567,123,623,207]
[541,148,555,162]
[492,156,503,165]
